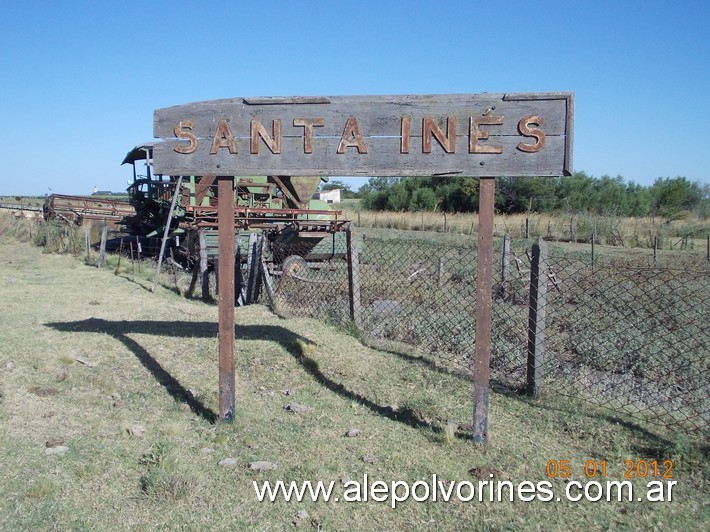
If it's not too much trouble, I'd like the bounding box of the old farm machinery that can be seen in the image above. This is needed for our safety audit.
[121,143,349,295]
[42,194,135,226]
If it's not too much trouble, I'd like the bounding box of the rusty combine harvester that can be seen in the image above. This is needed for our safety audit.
[43,194,135,226]
[121,143,349,273]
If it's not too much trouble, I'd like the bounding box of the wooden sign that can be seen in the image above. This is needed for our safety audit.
[153,92,574,177]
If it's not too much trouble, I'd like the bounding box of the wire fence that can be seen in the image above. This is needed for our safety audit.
[268,229,709,436]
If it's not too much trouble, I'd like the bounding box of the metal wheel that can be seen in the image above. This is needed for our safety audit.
[281,255,308,276]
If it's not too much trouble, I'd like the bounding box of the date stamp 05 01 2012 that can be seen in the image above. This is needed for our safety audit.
[546,459,674,480]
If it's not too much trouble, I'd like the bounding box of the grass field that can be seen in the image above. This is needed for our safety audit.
[0,213,708,530]
[342,205,710,253]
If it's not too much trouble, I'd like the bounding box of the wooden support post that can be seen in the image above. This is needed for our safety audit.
[437,256,446,289]
[259,235,275,307]
[473,177,495,444]
[85,228,90,263]
[527,237,548,397]
[245,233,259,304]
[501,233,511,299]
[97,224,108,268]
[346,224,363,330]
[653,234,658,264]
[235,233,244,306]
[569,217,575,242]
[525,218,530,239]
[153,176,183,293]
[136,236,141,272]
[217,176,235,422]
[199,229,209,300]
[591,232,596,271]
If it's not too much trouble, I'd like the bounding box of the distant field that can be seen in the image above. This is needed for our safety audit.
[0,195,45,208]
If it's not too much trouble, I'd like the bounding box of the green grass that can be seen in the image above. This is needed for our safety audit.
[0,217,708,530]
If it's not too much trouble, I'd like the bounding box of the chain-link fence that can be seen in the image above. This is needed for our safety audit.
[267,228,709,436]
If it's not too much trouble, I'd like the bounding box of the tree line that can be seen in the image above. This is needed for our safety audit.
[326,174,708,220]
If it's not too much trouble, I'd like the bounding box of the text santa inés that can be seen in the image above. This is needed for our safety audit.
[171,114,547,156]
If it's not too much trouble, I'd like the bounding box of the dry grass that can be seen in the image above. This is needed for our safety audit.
[344,208,710,251]
[0,226,707,530]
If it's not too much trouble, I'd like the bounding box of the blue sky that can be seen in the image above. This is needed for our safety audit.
[1,0,708,195]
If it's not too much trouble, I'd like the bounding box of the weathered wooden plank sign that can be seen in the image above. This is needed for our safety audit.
[153,93,573,177]
[151,91,574,443]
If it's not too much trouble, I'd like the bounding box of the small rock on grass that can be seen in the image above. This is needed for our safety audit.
[74,355,98,368]
[469,466,503,479]
[127,424,145,437]
[249,461,277,471]
[45,445,68,456]
[285,403,307,414]
[46,437,65,448]
[345,428,361,438]
[293,509,309,527]
[362,455,376,464]
[219,457,238,468]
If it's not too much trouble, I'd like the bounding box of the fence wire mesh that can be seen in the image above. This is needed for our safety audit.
[268,229,709,436]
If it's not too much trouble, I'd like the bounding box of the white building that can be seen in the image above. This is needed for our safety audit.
[315,188,341,204]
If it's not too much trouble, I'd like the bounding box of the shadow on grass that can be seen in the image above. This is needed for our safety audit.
[46,318,224,423]
[44,317,683,449]
[44,317,473,438]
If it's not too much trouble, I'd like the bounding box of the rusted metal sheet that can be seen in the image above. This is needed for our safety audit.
[43,194,135,225]
[153,92,574,177]
[184,205,346,230]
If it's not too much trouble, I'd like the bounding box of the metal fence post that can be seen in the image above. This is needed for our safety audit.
[437,256,446,288]
[501,233,511,299]
[527,237,548,397]
[346,224,363,330]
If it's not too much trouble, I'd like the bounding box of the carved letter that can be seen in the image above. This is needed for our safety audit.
[469,115,504,154]
[517,115,546,153]
[293,118,324,154]
[423,117,456,153]
[174,120,198,154]
[250,119,281,154]
[337,116,368,154]
[400,116,411,154]
[209,119,237,155]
